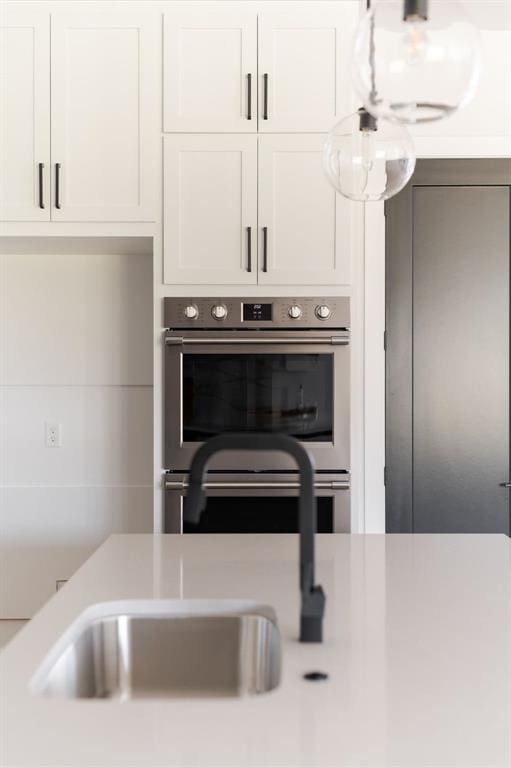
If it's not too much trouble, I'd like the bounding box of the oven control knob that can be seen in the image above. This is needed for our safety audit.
[288,305,302,320]
[212,304,228,321]
[315,304,331,320]
[183,304,199,320]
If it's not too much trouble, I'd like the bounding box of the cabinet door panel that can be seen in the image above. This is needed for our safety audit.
[164,135,257,285]
[258,135,352,286]
[51,10,158,221]
[164,6,257,132]
[0,7,50,221]
[259,2,358,132]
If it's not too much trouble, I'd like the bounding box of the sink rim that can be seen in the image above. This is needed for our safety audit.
[29,599,280,697]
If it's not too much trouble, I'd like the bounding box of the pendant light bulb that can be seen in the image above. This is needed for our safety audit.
[323,108,416,202]
[352,0,482,124]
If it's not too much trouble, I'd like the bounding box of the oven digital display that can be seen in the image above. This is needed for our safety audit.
[243,303,272,321]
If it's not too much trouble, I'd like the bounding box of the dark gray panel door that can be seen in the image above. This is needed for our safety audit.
[413,186,510,533]
[386,160,511,534]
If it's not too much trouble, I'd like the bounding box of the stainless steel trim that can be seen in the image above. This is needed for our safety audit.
[165,480,350,491]
[165,336,349,346]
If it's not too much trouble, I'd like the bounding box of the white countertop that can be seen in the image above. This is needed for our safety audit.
[1,533,510,768]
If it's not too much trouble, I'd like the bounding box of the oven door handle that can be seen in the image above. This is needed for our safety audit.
[165,480,350,491]
[165,336,349,346]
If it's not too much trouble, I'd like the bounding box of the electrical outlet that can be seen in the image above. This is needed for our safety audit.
[45,421,62,448]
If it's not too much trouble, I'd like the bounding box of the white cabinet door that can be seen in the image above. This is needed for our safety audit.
[0,7,50,221]
[164,135,257,285]
[258,134,353,286]
[163,3,257,132]
[50,9,158,222]
[164,6,257,133]
[258,2,358,132]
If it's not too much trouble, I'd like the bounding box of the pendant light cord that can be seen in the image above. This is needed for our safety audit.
[367,0,378,106]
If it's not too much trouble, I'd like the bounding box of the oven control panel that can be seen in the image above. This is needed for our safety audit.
[164,297,350,329]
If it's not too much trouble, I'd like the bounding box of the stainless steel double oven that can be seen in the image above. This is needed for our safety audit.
[164,297,350,533]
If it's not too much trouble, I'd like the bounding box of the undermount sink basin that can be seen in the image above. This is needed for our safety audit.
[31,600,281,700]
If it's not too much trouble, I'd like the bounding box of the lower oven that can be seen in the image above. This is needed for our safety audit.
[164,472,350,533]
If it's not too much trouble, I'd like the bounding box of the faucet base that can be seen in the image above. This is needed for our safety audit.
[300,616,323,643]
[300,584,326,642]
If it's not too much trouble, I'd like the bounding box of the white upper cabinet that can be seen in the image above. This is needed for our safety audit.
[164,6,257,132]
[258,135,353,286]
[258,2,358,132]
[163,2,359,134]
[164,133,353,287]
[51,9,158,221]
[0,7,50,221]
[164,134,258,285]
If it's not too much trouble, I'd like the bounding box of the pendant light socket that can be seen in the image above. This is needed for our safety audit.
[403,0,428,21]
[358,107,377,132]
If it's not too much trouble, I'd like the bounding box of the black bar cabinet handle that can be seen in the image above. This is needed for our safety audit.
[247,73,252,120]
[55,163,61,209]
[247,226,252,272]
[499,482,511,488]
[38,163,44,209]
[262,226,268,272]
[263,73,268,120]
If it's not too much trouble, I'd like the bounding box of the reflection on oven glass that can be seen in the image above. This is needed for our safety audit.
[183,354,333,442]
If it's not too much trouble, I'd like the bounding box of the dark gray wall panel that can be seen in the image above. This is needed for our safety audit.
[413,186,510,533]
[386,160,511,534]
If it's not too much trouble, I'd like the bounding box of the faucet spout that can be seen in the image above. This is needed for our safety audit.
[184,433,326,643]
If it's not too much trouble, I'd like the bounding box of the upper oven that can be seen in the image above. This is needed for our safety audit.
[164,297,350,473]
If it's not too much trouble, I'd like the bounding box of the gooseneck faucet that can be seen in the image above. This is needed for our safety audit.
[184,433,326,643]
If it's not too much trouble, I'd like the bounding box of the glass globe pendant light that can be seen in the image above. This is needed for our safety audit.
[323,107,416,201]
[352,0,481,124]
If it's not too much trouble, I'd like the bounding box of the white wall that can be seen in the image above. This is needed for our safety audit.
[0,238,154,617]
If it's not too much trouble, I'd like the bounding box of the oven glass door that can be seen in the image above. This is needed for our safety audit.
[165,338,349,472]
[183,353,332,441]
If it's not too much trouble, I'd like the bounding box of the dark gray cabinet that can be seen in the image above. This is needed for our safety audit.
[386,160,511,534]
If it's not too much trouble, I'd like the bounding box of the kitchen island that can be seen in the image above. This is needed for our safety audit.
[1,533,510,768]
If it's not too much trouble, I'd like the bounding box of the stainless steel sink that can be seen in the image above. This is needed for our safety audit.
[32,601,281,700]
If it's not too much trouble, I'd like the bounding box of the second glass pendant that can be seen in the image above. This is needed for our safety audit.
[352,0,481,124]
